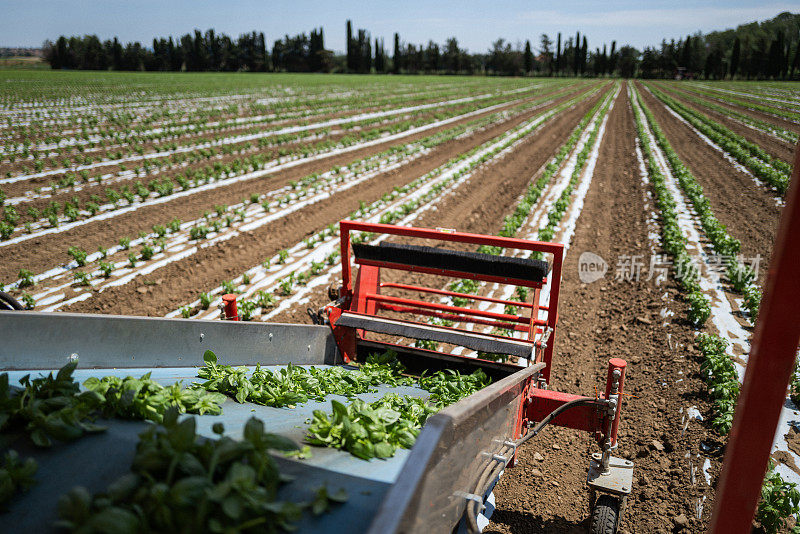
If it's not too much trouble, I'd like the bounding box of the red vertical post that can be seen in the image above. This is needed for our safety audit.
[222,294,239,321]
[709,143,800,533]
[542,244,564,383]
[604,358,627,447]
[340,220,353,297]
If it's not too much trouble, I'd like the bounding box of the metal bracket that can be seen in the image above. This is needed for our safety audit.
[454,491,485,512]
[587,453,634,496]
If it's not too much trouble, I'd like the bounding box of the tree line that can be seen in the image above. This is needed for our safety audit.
[44,29,326,72]
[43,11,800,79]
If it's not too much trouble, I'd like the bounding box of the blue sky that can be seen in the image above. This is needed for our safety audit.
[1,0,798,53]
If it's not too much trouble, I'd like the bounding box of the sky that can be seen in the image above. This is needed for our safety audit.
[1,0,799,53]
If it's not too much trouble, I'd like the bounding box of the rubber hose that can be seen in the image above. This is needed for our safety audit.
[0,291,23,311]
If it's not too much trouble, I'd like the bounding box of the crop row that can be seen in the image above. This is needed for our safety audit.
[631,87,712,325]
[6,88,563,309]
[1,90,519,179]
[682,83,800,123]
[5,109,490,307]
[646,84,790,195]
[532,88,616,246]
[0,90,554,244]
[2,85,541,185]
[172,87,601,321]
[637,88,761,319]
[399,85,618,358]
[637,85,799,530]
[0,78,491,140]
[660,84,798,144]
[0,84,564,200]
[1,82,482,153]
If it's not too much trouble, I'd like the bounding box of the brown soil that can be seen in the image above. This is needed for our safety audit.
[637,83,782,284]
[0,84,593,283]
[267,86,611,325]
[677,86,800,136]
[656,83,795,164]
[2,90,556,185]
[2,128,352,203]
[2,106,458,198]
[60,87,606,316]
[486,84,722,533]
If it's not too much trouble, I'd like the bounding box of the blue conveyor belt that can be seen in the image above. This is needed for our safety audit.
[1,364,431,533]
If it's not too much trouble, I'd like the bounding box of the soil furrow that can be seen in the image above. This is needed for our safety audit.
[62,88,605,316]
[679,86,800,136]
[0,85,591,282]
[637,83,781,282]
[487,85,717,533]
[657,84,795,163]
[264,89,611,326]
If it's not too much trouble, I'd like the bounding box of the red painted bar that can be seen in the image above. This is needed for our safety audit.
[380,281,538,309]
[526,388,602,434]
[365,293,541,326]
[375,303,539,333]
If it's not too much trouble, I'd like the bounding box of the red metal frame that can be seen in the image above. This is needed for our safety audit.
[327,221,628,451]
[335,220,564,381]
[709,143,800,532]
[523,359,627,447]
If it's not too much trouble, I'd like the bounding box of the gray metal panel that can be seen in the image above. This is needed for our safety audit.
[339,312,534,358]
[367,362,546,534]
[0,311,339,370]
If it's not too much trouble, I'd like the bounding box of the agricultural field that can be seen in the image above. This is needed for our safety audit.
[1,70,799,531]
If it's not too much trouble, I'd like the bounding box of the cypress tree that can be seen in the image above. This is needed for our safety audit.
[555,33,561,75]
[609,40,616,74]
[581,36,587,74]
[393,33,400,73]
[346,20,353,72]
[523,40,533,73]
[601,44,607,75]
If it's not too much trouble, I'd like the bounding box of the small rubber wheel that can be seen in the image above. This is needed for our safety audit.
[0,291,23,311]
[589,495,620,534]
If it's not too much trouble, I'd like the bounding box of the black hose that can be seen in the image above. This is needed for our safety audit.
[516,397,607,447]
[466,444,513,533]
[463,397,608,533]
[0,291,23,311]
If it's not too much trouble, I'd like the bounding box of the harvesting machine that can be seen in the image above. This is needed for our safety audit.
[1,221,633,533]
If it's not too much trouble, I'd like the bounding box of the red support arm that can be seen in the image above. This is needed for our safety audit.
[526,388,604,435]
